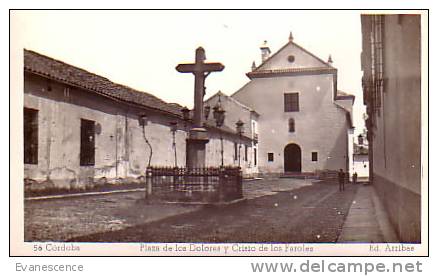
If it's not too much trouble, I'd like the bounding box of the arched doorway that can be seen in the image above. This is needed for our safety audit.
[284,143,301,172]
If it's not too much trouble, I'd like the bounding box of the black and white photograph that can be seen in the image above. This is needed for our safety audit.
[9,9,428,257]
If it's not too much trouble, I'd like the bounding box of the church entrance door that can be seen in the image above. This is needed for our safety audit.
[284,143,301,172]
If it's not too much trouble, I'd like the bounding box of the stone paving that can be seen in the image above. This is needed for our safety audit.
[25,178,312,241]
[242,178,313,199]
[338,184,398,243]
[71,181,357,243]
[24,192,200,241]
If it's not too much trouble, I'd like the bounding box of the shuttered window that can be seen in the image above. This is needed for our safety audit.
[80,119,95,166]
[24,108,38,164]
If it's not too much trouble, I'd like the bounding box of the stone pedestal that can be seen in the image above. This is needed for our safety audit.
[186,127,209,168]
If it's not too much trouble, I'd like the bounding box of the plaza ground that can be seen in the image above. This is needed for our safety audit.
[24,178,397,243]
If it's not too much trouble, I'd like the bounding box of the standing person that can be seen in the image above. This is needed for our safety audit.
[338,169,345,191]
[352,172,358,185]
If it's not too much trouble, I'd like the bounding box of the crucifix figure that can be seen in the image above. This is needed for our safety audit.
[176,47,224,168]
[176,47,224,128]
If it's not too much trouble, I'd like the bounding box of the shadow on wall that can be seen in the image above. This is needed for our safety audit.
[323,123,349,171]
[373,174,421,243]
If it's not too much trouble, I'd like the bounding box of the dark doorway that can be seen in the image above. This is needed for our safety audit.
[284,143,301,172]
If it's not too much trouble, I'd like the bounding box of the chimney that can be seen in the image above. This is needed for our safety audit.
[327,54,333,65]
[260,40,271,63]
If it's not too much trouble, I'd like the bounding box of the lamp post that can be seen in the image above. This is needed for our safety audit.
[213,95,226,167]
[235,119,244,168]
[181,106,191,167]
[139,113,153,200]
[170,121,178,167]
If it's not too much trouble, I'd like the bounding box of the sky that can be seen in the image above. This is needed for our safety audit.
[11,10,366,132]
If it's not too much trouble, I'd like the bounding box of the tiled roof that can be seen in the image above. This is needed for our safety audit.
[24,49,183,117]
[205,91,259,116]
[24,49,254,141]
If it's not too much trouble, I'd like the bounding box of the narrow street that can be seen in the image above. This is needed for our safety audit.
[25,179,358,243]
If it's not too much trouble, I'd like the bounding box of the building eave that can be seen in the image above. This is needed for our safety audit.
[336,95,356,101]
[246,67,337,79]
[336,89,356,104]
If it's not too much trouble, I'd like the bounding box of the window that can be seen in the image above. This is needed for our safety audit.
[234,142,238,161]
[284,93,299,112]
[254,148,257,166]
[287,55,295,63]
[244,145,248,161]
[80,119,95,166]
[370,15,384,113]
[24,108,38,164]
[311,152,318,162]
[288,118,295,133]
[268,152,274,162]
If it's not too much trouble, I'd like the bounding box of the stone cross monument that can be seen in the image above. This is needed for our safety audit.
[176,47,224,168]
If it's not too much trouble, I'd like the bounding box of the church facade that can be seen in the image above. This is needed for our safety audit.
[231,34,355,175]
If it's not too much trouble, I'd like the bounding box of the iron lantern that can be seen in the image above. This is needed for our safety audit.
[204,105,211,120]
[236,119,244,135]
[169,121,178,133]
[213,96,225,127]
[138,114,148,127]
[181,106,190,122]
[213,106,225,127]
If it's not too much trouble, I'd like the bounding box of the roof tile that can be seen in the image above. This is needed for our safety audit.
[24,49,182,117]
[24,49,254,140]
